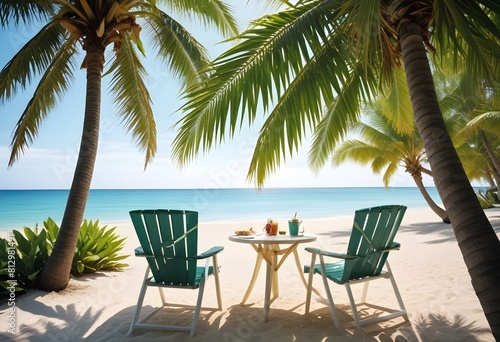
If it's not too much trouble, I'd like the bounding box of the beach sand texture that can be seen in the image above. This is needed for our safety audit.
[1,207,499,342]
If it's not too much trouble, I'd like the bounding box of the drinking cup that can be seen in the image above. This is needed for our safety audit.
[270,221,279,236]
[263,219,272,235]
[288,220,304,236]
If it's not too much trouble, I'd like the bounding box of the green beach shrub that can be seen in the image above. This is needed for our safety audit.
[0,218,129,297]
[0,226,51,296]
[72,219,129,274]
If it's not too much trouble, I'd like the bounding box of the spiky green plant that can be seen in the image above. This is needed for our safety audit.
[72,219,129,274]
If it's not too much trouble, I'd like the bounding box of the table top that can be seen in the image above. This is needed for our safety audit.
[228,234,317,244]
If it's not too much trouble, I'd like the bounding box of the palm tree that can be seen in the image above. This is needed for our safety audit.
[460,111,500,186]
[172,1,500,337]
[457,135,500,190]
[441,71,500,187]
[0,0,238,291]
[332,75,450,222]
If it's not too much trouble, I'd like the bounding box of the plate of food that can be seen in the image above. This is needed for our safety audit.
[234,227,255,236]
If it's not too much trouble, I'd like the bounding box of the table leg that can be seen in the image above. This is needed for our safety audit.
[240,249,264,304]
[271,246,279,302]
[263,259,272,322]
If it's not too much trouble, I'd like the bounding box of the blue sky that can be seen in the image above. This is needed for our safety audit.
[0,2,430,190]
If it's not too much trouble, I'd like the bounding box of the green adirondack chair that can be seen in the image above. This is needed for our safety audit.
[304,205,408,331]
[128,209,223,337]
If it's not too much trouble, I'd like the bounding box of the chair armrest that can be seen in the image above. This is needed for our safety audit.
[378,241,401,253]
[305,247,359,260]
[135,245,224,259]
[134,246,153,257]
[195,246,224,259]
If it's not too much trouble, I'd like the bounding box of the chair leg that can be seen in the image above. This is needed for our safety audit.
[190,277,206,337]
[361,280,369,303]
[305,253,316,314]
[212,255,223,310]
[128,266,151,335]
[386,261,409,321]
[345,282,362,331]
[158,287,167,306]
[319,255,342,330]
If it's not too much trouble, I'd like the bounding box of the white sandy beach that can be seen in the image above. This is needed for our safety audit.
[1,207,499,341]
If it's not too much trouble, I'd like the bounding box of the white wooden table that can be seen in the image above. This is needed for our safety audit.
[228,234,318,321]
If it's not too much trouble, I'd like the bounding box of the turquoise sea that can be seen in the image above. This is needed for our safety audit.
[0,187,447,232]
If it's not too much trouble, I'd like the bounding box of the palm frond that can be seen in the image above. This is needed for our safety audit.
[245,28,357,186]
[461,111,500,136]
[437,81,466,114]
[157,0,239,37]
[108,35,156,168]
[173,1,341,169]
[381,161,398,188]
[433,0,500,83]
[456,141,494,181]
[142,9,211,89]
[9,40,77,165]
[0,0,55,28]
[330,140,377,166]
[382,67,414,135]
[0,22,67,104]
[354,121,397,149]
[308,62,378,172]
[336,0,387,70]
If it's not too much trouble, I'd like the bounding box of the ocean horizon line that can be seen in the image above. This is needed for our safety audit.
[0,187,450,232]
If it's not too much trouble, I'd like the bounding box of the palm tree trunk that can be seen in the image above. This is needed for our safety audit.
[483,169,498,190]
[399,21,500,338]
[479,130,500,188]
[37,49,103,291]
[411,172,449,223]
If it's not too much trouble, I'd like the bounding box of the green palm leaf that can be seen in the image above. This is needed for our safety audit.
[383,67,414,135]
[142,8,211,89]
[0,1,54,27]
[0,23,67,104]
[160,0,239,37]
[461,111,500,136]
[173,1,346,171]
[308,62,378,172]
[432,0,500,86]
[108,35,156,167]
[8,38,77,165]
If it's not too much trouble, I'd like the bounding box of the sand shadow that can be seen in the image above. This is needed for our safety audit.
[83,300,488,342]
[413,313,492,341]
[6,293,488,341]
[398,208,500,244]
[0,290,103,341]
[66,269,128,284]
[399,221,457,244]
[86,303,395,341]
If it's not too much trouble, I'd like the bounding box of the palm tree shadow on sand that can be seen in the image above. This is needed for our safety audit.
[399,221,457,243]
[82,300,490,342]
[413,313,492,341]
[398,208,500,244]
[0,291,104,341]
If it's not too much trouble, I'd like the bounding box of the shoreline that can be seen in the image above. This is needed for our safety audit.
[1,207,499,341]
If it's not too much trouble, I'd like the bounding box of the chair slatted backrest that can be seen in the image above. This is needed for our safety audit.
[130,209,199,287]
[344,205,406,282]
